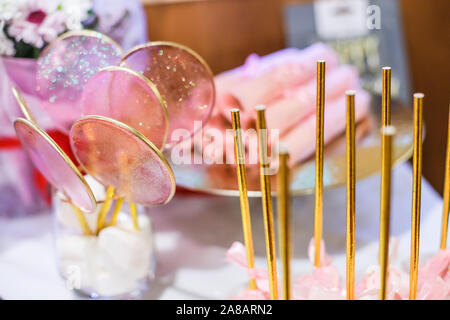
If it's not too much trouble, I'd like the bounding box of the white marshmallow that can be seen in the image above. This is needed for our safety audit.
[56,210,153,297]
[97,225,151,277]
[84,174,106,201]
[56,234,98,289]
[94,269,138,297]
[56,199,99,232]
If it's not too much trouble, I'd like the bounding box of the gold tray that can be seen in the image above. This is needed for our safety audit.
[171,99,414,197]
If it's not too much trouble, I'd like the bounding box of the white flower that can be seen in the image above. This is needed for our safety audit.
[0,21,15,56]
[0,0,21,21]
[6,0,93,49]
[60,0,93,31]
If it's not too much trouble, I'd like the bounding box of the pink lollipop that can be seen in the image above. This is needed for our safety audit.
[81,66,168,150]
[121,42,215,148]
[36,30,123,132]
[14,118,96,213]
[70,116,176,205]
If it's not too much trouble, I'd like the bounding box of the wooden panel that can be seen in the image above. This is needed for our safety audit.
[399,0,450,194]
[142,0,450,193]
[144,0,285,74]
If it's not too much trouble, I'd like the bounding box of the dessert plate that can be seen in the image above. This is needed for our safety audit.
[171,99,415,196]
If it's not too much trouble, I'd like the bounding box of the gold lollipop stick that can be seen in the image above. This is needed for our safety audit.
[130,202,139,231]
[410,93,424,300]
[231,109,257,290]
[379,125,395,300]
[70,203,92,235]
[440,104,450,250]
[314,60,326,267]
[382,67,391,126]
[346,91,356,300]
[96,186,115,233]
[255,105,278,300]
[12,87,36,123]
[108,197,124,227]
[277,147,291,300]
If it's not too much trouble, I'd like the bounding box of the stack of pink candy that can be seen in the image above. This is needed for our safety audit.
[226,240,450,300]
[197,43,371,166]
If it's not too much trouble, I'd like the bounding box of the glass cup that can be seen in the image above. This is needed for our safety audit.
[52,188,156,299]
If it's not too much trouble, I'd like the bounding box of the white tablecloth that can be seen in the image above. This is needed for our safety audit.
[0,163,445,299]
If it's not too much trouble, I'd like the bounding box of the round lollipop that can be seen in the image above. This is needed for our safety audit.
[36,30,123,132]
[14,117,96,214]
[121,41,215,148]
[70,115,176,206]
[81,66,169,150]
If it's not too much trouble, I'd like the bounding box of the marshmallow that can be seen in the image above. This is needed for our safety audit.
[56,211,153,297]
[55,198,99,232]
[84,174,107,201]
[97,224,152,278]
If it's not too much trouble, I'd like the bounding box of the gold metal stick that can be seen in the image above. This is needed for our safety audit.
[440,104,450,250]
[255,105,278,300]
[70,203,92,235]
[379,125,396,300]
[108,197,124,227]
[12,87,36,123]
[231,109,257,290]
[410,93,424,300]
[346,91,356,300]
[130,202,139,231]
[314,60,326,267]
[277,147,291,300]
[96,186,115,233]
[382,67,391,126]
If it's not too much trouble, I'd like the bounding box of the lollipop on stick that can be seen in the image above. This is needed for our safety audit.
[440,104,450,250]
[70,115,176,228]
[410,93,424,300]
[121,41,215,148]
[12,88,96,233]
[231,109,257,290]
[36,30,123,132]
[277,147,291,300]
[81,66,169,150]
[346,90,356,300]
[314,60,326,267]
[255,105,278,300]
[79,66,170,230]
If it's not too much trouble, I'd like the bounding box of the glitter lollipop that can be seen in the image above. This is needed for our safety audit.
[121,41,215,148]
[81,66,169,150]
[70,115,176,231]
[36,30,123,132]
[12,88,96,232]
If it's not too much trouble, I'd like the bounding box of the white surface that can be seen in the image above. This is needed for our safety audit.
[0,163,445,299]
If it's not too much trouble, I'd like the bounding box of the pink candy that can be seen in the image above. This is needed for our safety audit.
[226,241,450,300]
[226,239,344,300]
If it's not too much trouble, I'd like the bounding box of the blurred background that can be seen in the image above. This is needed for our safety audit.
[142,0,450,195]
